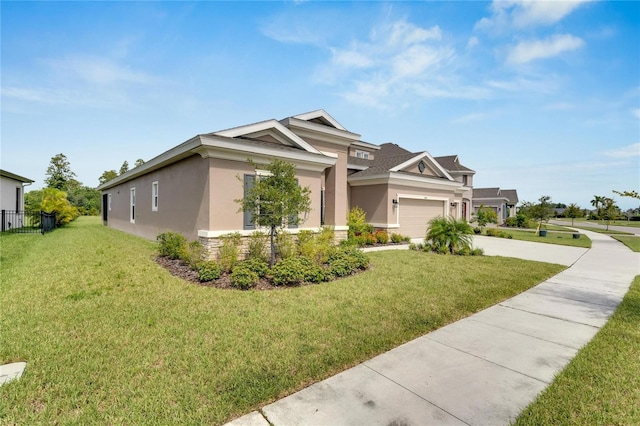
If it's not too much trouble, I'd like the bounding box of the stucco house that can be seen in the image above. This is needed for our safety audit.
[98,110,475,256]
[472,187,519,224]
[1,169,34,231]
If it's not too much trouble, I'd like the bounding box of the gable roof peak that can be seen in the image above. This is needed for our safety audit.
[291,109,347,131]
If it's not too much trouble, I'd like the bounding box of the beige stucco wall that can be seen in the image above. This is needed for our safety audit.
[208,158,323,231]
[104,154,210,240]
[305,138,348,228]
[350,184,389,225]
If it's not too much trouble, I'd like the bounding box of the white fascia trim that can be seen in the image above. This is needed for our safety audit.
[390,152,454,181]
[473,197,509,202]
[97,136,201,191]
[347,163,369,171]
[369,223,400,229]
[198,225,348,238]
[214,120,322,155]
[351,140,381,150]
[281,117,361,146]
[348,172,464,190]
[195,136,336,172]
[320,151,339,159]
[397,193,450,202]
[291,109,347,131]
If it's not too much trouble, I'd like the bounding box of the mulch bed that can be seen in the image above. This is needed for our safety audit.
[155,256,288,291]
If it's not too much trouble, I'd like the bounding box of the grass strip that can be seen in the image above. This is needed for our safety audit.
[515,276,640,425]
[489,229,592,248]
[1,217,564,425]
[612,235,640,252]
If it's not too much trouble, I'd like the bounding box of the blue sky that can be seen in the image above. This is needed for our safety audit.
[2,1,639,209]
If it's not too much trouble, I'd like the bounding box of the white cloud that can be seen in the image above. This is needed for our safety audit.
[450,112,488,124]
[467,36,479,49]
[633,109,640,119]
[476,0,591,32]
[50,57,161,85]
[603,143,640,158]
[506,34,584,64]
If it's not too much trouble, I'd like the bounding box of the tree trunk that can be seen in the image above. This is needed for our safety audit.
[269,225,276,268]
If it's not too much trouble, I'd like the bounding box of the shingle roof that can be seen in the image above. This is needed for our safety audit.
[472,187,502,198]
[501,189,519,204]
[433,155,475,173]
[349,153,416,177]
[377,143,413,158]
[0,170,34,183]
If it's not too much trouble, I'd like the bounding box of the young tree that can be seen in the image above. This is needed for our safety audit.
[601,197,619,231]
[119,161,129,175]
[99,170,119,185]
[530,195,554,235]
[564,203,583,226]
[473,205,498,231]
[45,153,77,190]
[236,159,312,267]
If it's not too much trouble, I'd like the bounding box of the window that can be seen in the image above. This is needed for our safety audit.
[243,175,255,230]
[152,181,158,211]
[130,188,136,223]
[108,194,112,211]
[462,175,468,185]
[355,150,370,159]
[418,161,426,173]
[16,187,21,211]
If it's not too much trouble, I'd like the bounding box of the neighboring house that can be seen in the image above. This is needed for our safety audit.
[472,187,519,224]
[98,110,475,257]
[1,169,34,231]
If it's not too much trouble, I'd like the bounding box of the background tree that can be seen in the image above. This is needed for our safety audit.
[529,195,554,235]
[119,161,129,175]
[236,159,312,267]
[67,186,101,216]
[601,197,620,230]
[473,205,498,231]
[134,158,145,168]
[24,189,44,211]
[45,153,77,190]
[564,203,583,226]
[590,195,606,220]
[99,170,119,185]
[613,189,640,200]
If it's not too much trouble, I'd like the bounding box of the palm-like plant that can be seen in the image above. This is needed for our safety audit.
[426,216,474,254]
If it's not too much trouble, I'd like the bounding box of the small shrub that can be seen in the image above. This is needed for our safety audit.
[504,217,518,228]
[276,231,297,260]
[183,240,205,269]
[390,233,404,244]
[157,232,187,260]
[218,232,242,273]
[374,230,389,244]
[197,261,222,282]
[347,206,369,238]
[327,246,369,277]
[327,254,353,277]
[239,258,268,278]
[297,230,317,260]
[426,216,473,255]
[486,228,499,237]
[363,233,377,245]
[473,227,482,234]
[298,256,329,283]
[271,258,305,286]
[231,267,259,290]
[247,231,268,262]
[471,247,484,256]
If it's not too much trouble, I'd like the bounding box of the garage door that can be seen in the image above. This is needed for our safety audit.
[398,198,445,239]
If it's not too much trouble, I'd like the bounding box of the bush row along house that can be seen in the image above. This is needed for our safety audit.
[98,110,481,257]
[471,187,519,225]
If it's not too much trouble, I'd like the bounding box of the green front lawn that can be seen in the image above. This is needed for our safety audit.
[612,235,640,252]
[567,225,634,235]
[1,217,564,424]
[515,276,640,425]
[486,229,592,248]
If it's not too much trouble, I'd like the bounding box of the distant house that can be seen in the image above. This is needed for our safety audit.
[1,169,34,231]
[1,170,34,212]
[97,110,476,257]
[472,187,519,224]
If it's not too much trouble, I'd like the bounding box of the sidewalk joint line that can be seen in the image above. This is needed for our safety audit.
[361,363,471,426]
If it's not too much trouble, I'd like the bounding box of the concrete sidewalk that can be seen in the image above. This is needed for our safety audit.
[227,230,640,426]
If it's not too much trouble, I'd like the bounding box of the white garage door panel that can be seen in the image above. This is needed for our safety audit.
[398,199,445,238]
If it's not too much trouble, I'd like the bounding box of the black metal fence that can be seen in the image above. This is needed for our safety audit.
[1,210,56,234]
